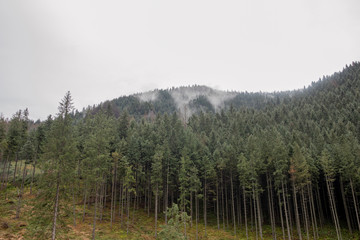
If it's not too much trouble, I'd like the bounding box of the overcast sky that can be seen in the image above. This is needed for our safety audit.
[1,0,360,120]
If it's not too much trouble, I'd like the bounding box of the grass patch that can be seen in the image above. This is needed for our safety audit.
[1,185,360,239]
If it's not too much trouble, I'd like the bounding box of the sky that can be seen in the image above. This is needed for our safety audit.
[1,0,360,120]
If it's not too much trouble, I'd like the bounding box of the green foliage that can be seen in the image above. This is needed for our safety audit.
[6,110,28,158]
[4,62,360,239]
[158,203,191,240]
[29,92,78,238]
[238,153,251,189]
[19,131,36,162]
[0,116,7,157]
[289,143,310,188]
[151,145,163,194]
[320,149,336,182]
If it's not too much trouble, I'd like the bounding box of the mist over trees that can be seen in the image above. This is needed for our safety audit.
[1,62,360,239]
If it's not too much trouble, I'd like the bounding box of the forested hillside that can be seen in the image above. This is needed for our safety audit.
[84,84,285,119]
[1,62,360,239]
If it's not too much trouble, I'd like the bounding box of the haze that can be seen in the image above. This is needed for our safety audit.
[1,0,360,120]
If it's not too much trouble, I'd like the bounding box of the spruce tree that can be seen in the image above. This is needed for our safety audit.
[30,91,78,240]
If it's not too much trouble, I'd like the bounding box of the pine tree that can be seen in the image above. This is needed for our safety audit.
[158,203,190,240]
[30,91,78,240]
[81,111,114,239]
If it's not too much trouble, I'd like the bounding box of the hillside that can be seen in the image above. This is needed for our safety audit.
[82,62,359,122]
[83,85,287,119]
[1,62,360,240]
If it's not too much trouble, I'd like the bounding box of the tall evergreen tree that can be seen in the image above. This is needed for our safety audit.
[31,92,78,240]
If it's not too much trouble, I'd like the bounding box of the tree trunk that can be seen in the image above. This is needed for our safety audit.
[30,156,37,194]
[315,185,324,229]
[120,181,124,228]
[112,163,117,223]
[266,173,276,239]
[99,182,104,222]
[132,172,137,224]
[325,175,342,240]
[286,183,294,239]
[17,159,23,185]
[0,156,6,183]
[350,178,360,231]
[127,188,130,235]
[321,184,330,220]
[301,188,309,240]
[132,192,136,224]
[184,199,187,239]
[308,183,318,240]
[252,185,258,240]
[100,179,106,222]
[195,192,199,240]
[4,157,11,191]
[72,182,76,227]
[144,171,147,213]
[216,181,220,230]
[82,187,88,222]
[278,191,286,240]
[292,181,302,240]
[225,181,229,229]
[250,189,253,233]
[155,183,158,238]
[340,176,352,234]
[230,171,236,236]
[16,163,26,219]
[165,163,169,224]
[204,174,207,236]
[332,181,342,240]
[243,186,248,240]
[148,174,151,217]
[0,156,9,190]
[269,174,277,240]
[52,179,60,240]
[238,188,242,227]
[190,191,193,228]
[110,163,116,227]
[119,179,123,217]
[256,189,263,240]
[92,183,99,240]
[222,171,225,230]
[282,181,291,240]
[13,153,18,182]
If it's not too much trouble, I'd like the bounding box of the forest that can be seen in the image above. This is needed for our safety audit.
[1,62,360,239]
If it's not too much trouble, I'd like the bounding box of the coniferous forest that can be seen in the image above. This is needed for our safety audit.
[1,62,360,239]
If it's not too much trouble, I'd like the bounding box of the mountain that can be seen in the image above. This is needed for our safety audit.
[75,61,360,124]
[81,85,284,119]
[3,62,360,239]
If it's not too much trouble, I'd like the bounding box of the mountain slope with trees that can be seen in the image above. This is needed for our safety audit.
[1,61,360,239]
[84,84,284,120]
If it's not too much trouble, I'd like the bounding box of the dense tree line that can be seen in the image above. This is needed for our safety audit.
[1,62,360,239]
[86,85,284,120]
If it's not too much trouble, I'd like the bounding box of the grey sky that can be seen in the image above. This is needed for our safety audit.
[1,0,360,120]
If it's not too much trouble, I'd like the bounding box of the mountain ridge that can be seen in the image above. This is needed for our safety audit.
[77,62,360,120]
[84,84,287,119]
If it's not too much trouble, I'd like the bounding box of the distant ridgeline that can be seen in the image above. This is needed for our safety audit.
[77,85,287,119]
[75,61,360,121]
[76,85,289,119]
